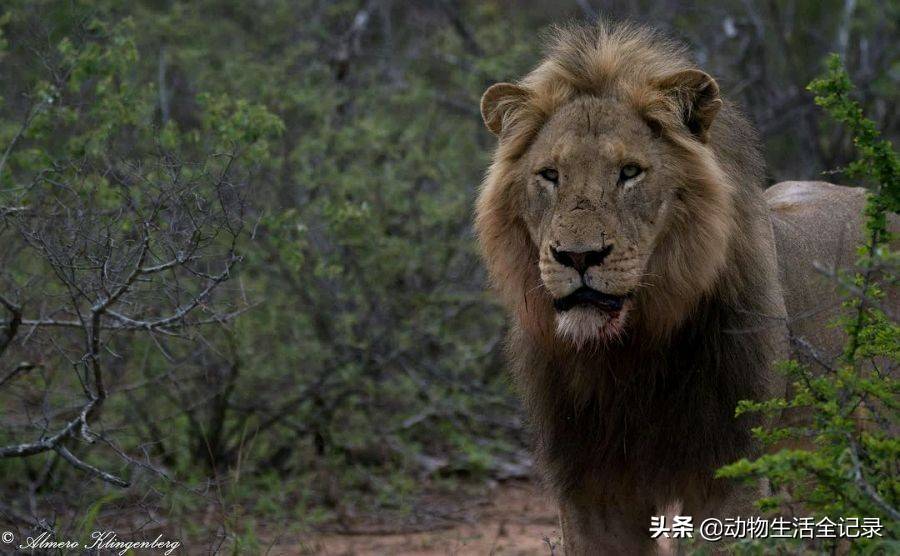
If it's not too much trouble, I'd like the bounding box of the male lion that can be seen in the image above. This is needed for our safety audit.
[475,23,875,554]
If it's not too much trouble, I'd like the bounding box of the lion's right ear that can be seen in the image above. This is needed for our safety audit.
[480,83,529,136]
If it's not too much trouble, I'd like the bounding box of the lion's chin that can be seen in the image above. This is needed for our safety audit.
[555,305,628,349]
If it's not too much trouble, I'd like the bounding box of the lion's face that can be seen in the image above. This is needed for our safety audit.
[478,64,730,348]
[519,97,676,346]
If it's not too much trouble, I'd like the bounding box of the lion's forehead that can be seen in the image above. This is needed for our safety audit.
[535,99,655,165]
[553,96,649,133]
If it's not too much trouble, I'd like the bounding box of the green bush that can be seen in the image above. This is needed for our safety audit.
[717,54,899,554]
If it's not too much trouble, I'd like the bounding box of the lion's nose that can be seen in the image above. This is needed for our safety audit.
[550,245,613,274]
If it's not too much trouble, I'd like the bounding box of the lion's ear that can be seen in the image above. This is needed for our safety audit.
[656,69,722,143]
[480,83,529,136]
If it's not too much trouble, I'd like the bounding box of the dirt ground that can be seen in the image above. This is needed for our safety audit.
[267,481,561,555]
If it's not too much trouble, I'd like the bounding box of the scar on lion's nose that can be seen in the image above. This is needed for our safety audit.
[550,244,613,274]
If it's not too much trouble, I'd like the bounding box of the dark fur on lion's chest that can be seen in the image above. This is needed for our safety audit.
[520,296,776,497]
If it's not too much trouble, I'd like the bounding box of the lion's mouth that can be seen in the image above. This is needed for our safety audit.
[553,287,629,313]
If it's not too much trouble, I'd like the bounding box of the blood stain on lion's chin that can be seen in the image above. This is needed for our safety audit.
[555,305,628,349]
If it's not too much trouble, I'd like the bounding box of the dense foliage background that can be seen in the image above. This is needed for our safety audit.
[0,0,897,552]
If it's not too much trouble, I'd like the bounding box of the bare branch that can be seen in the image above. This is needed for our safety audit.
[4,303,252,333]
[0,399,96,458]
[114,252,241,330]
[789,334,837,373]
[54,445,130,488]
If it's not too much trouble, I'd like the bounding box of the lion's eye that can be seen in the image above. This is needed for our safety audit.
[619,164,642,181]
[538,168,559,184]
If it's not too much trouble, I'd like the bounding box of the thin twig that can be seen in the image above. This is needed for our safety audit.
[54,445,130,488]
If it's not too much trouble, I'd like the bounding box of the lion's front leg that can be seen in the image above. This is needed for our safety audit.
[559,493,658,555]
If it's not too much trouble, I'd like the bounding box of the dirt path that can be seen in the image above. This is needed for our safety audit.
[268,482,561,555]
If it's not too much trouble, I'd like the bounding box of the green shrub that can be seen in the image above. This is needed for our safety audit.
[717,54,898,554]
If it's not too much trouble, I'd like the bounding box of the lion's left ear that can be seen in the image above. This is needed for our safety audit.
[655,69,722,143]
